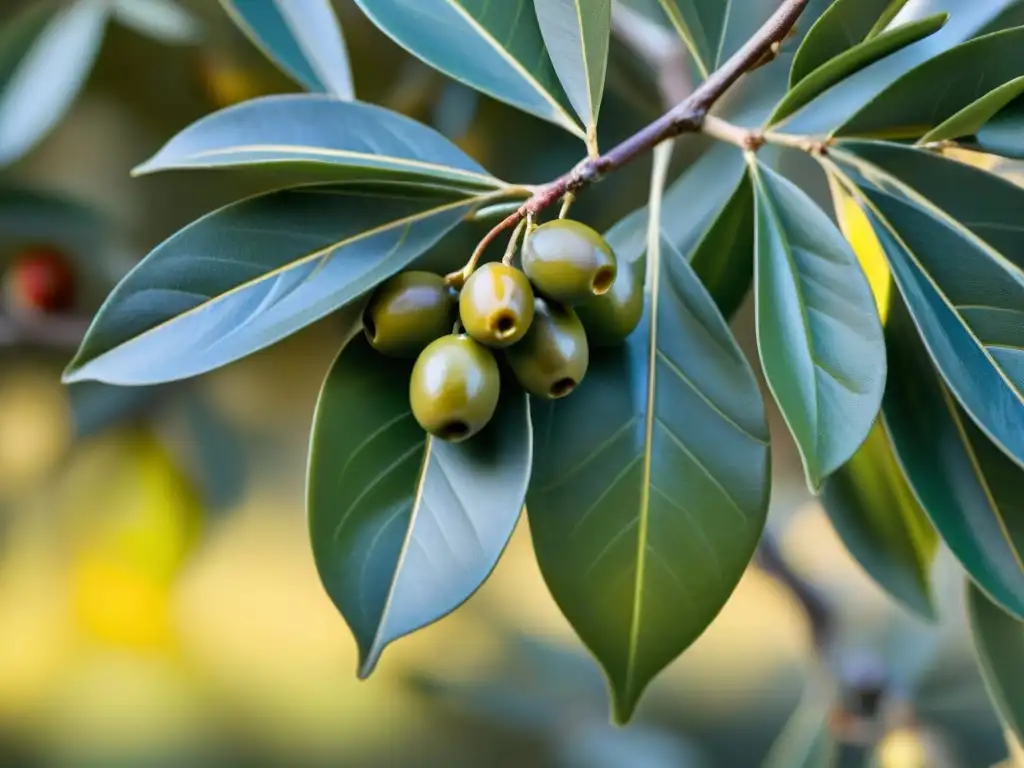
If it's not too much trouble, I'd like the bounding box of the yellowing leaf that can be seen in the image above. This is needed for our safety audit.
[829,173,892,323]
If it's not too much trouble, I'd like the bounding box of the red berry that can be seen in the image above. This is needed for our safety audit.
[5,246,76,314]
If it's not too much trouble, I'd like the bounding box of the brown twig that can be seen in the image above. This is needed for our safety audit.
[453,0,810,283]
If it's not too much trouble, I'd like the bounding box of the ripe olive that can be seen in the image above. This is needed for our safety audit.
[505,297,588,399]
[364,271,455,357]
[522,220,617,304]
[459,262,535,347]
[575,258,644,345]
[410,334,500,442]
[4,246,75,314]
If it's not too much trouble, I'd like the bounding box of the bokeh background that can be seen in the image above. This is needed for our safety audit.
[0,1,1016,765]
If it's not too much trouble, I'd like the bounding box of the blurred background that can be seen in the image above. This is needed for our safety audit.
[0,0,1015,765]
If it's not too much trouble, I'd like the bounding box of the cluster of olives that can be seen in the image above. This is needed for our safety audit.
[363,219,643,442]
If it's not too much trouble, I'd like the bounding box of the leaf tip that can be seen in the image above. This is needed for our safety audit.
[357,646,383,680]
[610,690,639,726]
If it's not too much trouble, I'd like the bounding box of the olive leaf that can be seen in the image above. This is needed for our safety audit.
[967,582,1024,743]
[64,185,483,385]
[527,146,770,724]
[309,336,532,675]
[219,0,353,98]
[750,158,885,491]
[352,0,584,139]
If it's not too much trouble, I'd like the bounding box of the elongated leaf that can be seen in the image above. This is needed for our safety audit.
[750,160,885,491]
[653,0,777,80]
[833,142,1024,470]
[219,0,352,98]
[769,14,947,126]
[882,301,1024,620]
[528,149,770,724]
[974,95,1024,159]
[837,26,1024,138]
[821,420,937,619]
[919,75,1024,144]
[64,185,480,386]
[0,0,108,166]
[309,336,531,676]
[111,0,200,44]
[968,582,1024,743]
[133,94,503,192]
[533,0,610,148]
[763,685,836,768]
[789,0,911,87]
[608,143,754,319]
[352,0,583,138]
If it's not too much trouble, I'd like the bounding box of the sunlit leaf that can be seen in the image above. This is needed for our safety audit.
[64,185,483,385]
[0,0,109,166]
[821,420,938,619]
[920,75,1024,144]
[309,336,532,676]
[833,140,1024,471]
[837,26,1024,138]
[770,14,947,126]
[967,581,1024,742]
[219,0,353,98]
[132,94,504,192]
[653,0,777,80]
[750,159,885,491]
[882,301,1024,620]
[789,0,911,87]
[352,0,584,138]
[110,0,200,44]
[533,0,610,150]
[527,146,770,724]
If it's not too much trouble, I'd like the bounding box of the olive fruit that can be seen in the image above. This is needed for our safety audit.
[505,297,588,399]
[459,262,535,347]
[364,271,455,357]
[4,246,75,315]
[575,258,644,345]
[522,220,617,304]
[410,334,500,442]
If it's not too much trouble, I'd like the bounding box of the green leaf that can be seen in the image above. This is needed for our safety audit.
[132,94,504,192]
[967,582,1024,743]
[882,301,1024,620]
[750,159,886,491]
[527,147,770,724]
[837,26,1024,138]
[832,140,1024,471]
[0,0,109,166]
[789,0,911,87]
[110,0,200,44]
[218,0,353,98]
[821,420,938,619]
[974,95,1024,159]
[763,684,836,768]
[919,75,1024,144]
[64,185,481,386]
[308,336,532,676]
[653,0,777,81]
[532,0,610,150]
[352,0,584,139]
[769,14,948,126]
[606,144,754,320]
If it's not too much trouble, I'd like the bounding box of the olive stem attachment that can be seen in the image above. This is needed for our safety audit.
[501,218,528,266]
[455,0,810,280]
[558,191,575,219]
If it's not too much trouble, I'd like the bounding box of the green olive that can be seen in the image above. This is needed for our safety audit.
[522,220,617,304]
[459,262,535,347]
[575,258,644,345]
[410,334,500,441]
[505,297,588,399]
[364,271,455,357]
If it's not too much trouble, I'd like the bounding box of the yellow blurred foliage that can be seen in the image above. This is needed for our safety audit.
[0,366,71,497]
[58,428,202,651]
[196,51,270,109]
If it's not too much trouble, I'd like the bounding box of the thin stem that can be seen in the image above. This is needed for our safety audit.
[558,191,575,219]
[703,114,764,150]
[501,219,527,265]
[462,0,810,263]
